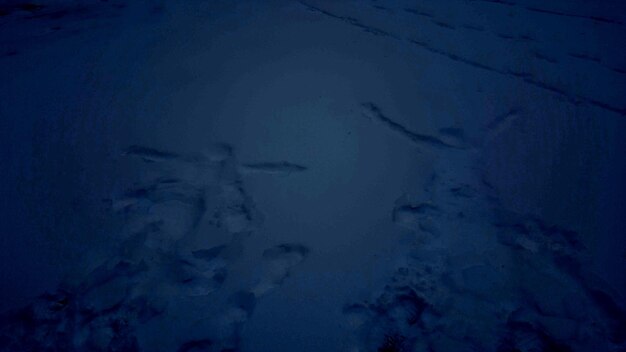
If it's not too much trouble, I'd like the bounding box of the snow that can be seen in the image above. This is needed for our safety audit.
[1,0,625,351]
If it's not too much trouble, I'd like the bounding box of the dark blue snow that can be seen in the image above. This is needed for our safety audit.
[1,1,625,351]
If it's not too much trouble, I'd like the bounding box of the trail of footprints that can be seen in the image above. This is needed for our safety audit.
[303,2,626,117]
[0,144,309,351]
[344,104,626,351]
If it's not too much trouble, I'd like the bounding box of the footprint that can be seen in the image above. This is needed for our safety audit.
[252,244,310,295]
[172,247,230,297]
[113,178,206,244]
[229,290,257,317]
[344,285,433,352]
[392,196,441,236]
[449,184,475,198]
[191,245,228,264]
[178,272,226,297]
[213,182,258,234]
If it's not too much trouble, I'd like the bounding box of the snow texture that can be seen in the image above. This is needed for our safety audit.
[1,0,625,351]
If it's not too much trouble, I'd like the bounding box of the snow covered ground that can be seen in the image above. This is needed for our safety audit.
[1,1,625,351]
